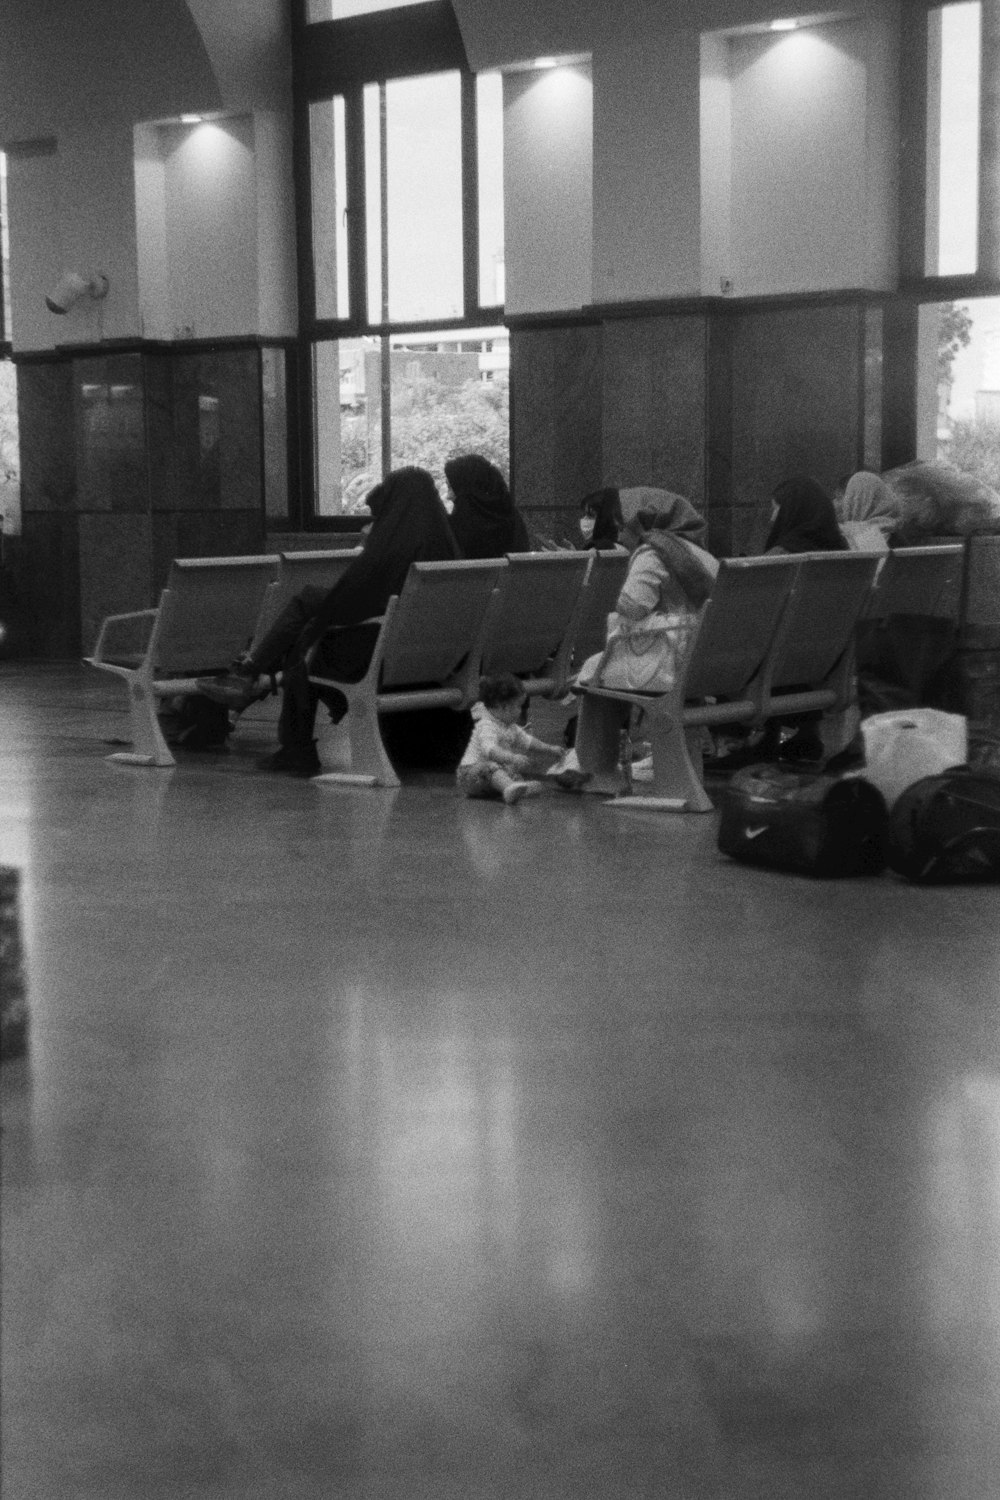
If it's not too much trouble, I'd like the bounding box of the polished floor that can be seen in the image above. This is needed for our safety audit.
[2,663,1000,1500]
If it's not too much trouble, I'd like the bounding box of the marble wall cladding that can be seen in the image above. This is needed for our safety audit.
[7,346,270,659]
[78,514,153,657]
[728,303,865,520]
[151,510,266,593]
[261,346,289,521]
[144,349,262,514]
[74,355,149,513]
[217,351,263,512]
[14,512,81,656]
[510,324,603,511]
[510,302,869,558]
[863,304,884,474]
[17,362,76,512]
[601,315,707,500]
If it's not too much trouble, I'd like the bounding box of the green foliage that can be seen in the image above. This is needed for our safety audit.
[946,418,1000,492]
[392,370,509,493]
[339,368,510,511]
[937,301,973,384]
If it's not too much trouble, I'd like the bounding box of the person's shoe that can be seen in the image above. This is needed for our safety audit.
[258,742,322,777]
[196,667,263,712]
[503,779,542,804]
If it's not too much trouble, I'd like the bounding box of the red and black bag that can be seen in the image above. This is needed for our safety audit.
[717,764,889,878]
[886,768,1000,883]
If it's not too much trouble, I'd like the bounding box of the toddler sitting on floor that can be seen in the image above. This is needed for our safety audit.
[457,674,563,804]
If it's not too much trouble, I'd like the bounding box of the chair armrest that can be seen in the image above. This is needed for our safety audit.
[89,609,159,666]
[304,613,386,671]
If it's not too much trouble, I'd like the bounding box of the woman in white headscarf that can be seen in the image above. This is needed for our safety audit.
[835,471,902,551]
[549,488,718,788]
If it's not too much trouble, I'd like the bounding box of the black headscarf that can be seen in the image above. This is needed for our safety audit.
[299,466,460,648]
[444,454,530,558]
[579,488,623,549]
[765,477,848,554]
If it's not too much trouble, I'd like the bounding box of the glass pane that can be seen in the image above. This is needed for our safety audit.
[927,3,981,276]
[307,0,427,19]
[477,74,505,308]
[0,359,20,539]
[364,84,384,323]
[387,326,509,492]
[314,338,383,515]
[309,97,350,321]
[929,299,1000,493]
[365,73,463,325]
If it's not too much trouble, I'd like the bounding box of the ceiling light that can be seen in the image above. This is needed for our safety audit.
[534,57,557,69]
[770,18,798,29]
[181,114,204,124]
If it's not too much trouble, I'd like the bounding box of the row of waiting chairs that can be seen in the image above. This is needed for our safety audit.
[84,547,628,768]
[85,542,963,797]
[577,546,962,811]
[307,543,963,798]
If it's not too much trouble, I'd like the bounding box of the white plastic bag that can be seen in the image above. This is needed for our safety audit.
[861,709,967,809]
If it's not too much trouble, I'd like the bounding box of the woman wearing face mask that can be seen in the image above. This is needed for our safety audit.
[577,488,625,550]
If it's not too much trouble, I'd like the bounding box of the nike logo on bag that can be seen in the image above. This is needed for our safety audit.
[744,826,768,840]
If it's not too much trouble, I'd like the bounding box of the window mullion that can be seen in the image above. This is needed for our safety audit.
[461,70,478,319]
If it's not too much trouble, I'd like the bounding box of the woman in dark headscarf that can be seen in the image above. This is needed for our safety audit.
[444,454,530,558]
[765,476,848,554]
[199,467,459,773]
[578,488,624,550]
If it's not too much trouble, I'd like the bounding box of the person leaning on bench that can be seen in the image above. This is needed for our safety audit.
[197,467,460,775]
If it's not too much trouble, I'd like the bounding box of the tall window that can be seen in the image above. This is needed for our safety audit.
[297,2,508,520]
[926,2,982,277]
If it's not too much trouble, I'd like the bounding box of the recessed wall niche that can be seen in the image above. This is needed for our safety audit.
[699,14,897,298]
[134,116,258,341]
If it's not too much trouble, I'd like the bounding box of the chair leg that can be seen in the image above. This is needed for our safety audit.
[324,698,401,789]
[107,675,176,768]
[576,694,628,795]
[642,719,714,813]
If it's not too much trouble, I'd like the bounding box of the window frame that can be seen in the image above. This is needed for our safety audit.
[899,0,1000,298]
[291,0,508,525]
[293,1,503,338]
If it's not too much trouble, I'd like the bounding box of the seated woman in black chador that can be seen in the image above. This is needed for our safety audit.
[764,475,848,555]
[198,466,460,774]
[443,454,530,558]
[577,488,625,550]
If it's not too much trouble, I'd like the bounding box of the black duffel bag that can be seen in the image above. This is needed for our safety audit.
[717,763,889,878]
[886,768,1000,883]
